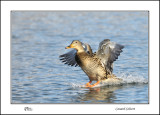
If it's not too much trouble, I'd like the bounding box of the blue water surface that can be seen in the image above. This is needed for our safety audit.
[11,11,148,103]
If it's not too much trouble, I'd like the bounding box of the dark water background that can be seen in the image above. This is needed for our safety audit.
[11,11,148,103]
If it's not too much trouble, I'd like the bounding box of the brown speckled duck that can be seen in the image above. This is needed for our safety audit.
[59,39,124,87]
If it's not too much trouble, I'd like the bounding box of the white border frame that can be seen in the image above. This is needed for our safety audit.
[1,1,159,114]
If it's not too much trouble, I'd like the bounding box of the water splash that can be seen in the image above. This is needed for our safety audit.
[70,83,84,88]
[117,72,148,84]
[68,72,148,88]
[65,81,85,88]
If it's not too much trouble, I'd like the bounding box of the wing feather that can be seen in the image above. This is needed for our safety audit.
[96,39,124,73]
[59,49,79,67]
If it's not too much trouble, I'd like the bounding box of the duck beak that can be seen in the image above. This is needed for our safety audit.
[65,44,74,49]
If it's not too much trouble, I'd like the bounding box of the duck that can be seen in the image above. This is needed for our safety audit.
[59,39,124,87]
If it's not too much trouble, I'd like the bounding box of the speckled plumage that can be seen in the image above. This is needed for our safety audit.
[75,52,107,81]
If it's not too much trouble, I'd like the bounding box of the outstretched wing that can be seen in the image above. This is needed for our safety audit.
[59,49,79,67]
[59,42,93,67]
[96,39,124,73]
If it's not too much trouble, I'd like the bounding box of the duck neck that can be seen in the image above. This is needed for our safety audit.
[77,46,85,53]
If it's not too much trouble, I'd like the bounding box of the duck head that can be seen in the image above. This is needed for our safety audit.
[65,40,84,52]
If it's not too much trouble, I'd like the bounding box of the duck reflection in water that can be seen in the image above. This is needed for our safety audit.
[76,85,124,103]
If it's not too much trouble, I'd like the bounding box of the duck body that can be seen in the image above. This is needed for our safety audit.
[76,52,107,81]
[59,39,124,87]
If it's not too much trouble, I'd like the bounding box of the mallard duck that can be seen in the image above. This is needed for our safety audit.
[59,39,124,87]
